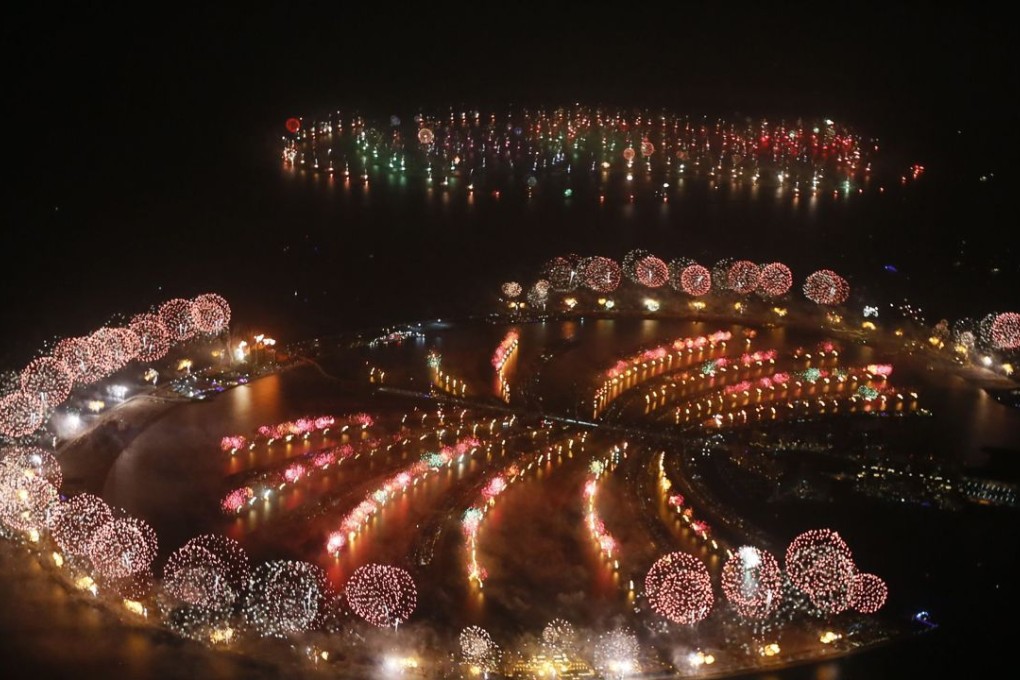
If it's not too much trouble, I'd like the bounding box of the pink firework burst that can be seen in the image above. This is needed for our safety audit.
[645,551,714,624]
[159,298,198,342]
[0,391,45,438]
[20,357,73,406]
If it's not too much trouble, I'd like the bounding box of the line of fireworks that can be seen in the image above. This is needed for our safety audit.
[326,436,482,557]
[641,350,781,413]
[656,453,726,556]
[221,442,365,514]
[219,412,376,453]
[682,381,913,430]
[593,330,733,416]
[463,435,587,587]
[1,294,231,439]
[670,357,899,426]
[427,350,469,397]
[283,107,890,197]
[584,444,627,569]
[492,330,519,403]
[532,252,853,305]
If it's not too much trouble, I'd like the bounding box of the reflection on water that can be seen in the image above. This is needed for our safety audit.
[40,317,1019,677]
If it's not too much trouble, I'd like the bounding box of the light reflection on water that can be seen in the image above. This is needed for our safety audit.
[43,317,1020,677]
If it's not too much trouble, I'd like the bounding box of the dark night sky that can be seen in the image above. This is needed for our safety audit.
[0,7,1015,360]
[5,7,1013,155]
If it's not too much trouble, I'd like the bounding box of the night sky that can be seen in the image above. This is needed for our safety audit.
[1,7,1014,361]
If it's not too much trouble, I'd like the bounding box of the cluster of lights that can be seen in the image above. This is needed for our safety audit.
[221,412,371,453]
[88,516,159,581]
[577,256,622,293]
[256,414,345,442]
[674,361,909,429]
[593,628,640,678]
[989,312,1020,350]
[367,327,424,348]
[0,458,58,533]
[286,108,879,202]
[459,625,502,673]
[47,492,112,557]
[623,250,670,288]
[500,281,523,299]
[514,253,861,318]
[679,263,713,296]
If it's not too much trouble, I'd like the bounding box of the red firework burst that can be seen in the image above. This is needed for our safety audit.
[803,270,850,306]
[635,255,669,288]
[727,260,761,295]
[581,256,622,293]
[680,265,712,296]
[758,262,793,297]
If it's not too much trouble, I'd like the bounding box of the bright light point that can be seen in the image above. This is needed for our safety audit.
[209,627,234,644]
[738,545,761,568]
[123,599,146,616]
[982,356,993,367]
[643,298,660,312]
